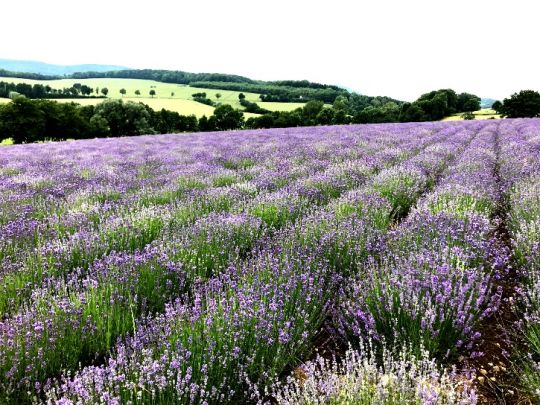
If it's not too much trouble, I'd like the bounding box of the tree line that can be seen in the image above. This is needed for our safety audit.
[0,67,352,103]
[11,67,537,119]
[71,70,349,102]
[395,89,481,122]
[70,69,255,84]
[0,81,105,99]
[492,90,540,118]
[0,98,197,144]
[242,90,478,128]
[0,87,481,144]
[0,68,59,81]
[2,89,538,145]
[190,81,347,103]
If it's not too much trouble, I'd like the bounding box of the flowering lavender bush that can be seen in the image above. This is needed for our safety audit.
[485,119,540,401]
[269,341,477,404]
[502,126,540,400]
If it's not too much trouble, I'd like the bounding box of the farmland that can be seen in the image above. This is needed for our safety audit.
[0,120,539,404]
[0,76,304,117]
[50,97,261,120]
[442,108,501,121]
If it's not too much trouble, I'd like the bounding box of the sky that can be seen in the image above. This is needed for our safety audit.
[2,0,540,101]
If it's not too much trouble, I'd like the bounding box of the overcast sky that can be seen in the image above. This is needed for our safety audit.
[2,0,539,101]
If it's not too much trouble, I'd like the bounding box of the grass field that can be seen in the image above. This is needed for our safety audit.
[53,97,215,117]
[50,98,259,119]
[0,77,305,116]
[442,108,500,121]
[258,101,307,112]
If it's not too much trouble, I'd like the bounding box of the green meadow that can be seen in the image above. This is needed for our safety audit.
[0,77,305,117]
[442,108,500,121]
[258,101,307,112]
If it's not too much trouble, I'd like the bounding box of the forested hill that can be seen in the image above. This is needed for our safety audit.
[0,61,482,121]
[0,59,351,103]
[70,70,350,103]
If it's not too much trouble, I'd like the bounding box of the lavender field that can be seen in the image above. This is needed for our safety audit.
[0,120,539,404]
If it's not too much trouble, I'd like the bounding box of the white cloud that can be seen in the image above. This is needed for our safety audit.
[2,0,539,101]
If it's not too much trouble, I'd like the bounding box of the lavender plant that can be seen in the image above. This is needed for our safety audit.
[269,341,478,404]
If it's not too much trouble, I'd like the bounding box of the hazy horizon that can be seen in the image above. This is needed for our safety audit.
[3,0,540,102]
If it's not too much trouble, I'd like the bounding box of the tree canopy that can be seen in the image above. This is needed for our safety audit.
[209,104,244,131]
[397,89,481,122]
[498,90,540,118]
[0,98,198,143]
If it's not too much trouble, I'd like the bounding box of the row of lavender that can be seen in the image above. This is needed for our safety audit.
[499,120,540,401]
[0,120,538,403]
[0,123,450,401]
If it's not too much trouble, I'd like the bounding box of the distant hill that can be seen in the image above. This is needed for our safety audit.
[0,59,351,103]
[0,59,401,105]
[0,59,129,76]
[481,98,497,108]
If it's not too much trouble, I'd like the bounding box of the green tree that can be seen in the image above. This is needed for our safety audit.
[171,92,175,97]
[88,114,110,137]
[491,100,502,114]
[135,90,141,96]
[461,111,475,120]
[149,89,156,98]
[101,87,109,96]
[301,100,325,125]
[400,103,427,122]
[192,92,215,106]
[414,89,459,120]
[238,93,246,100]
[215,93,221,100]
[80,85,93,96]
[120,88,126,97]
[354,102,400,124]
[332,95,348,111]
[245,113,278,129]
[332,108,349,124]
[499,90,540,118]
[316,108,335,125]
[426,93,449,120]
[0,104,5,141]
[0,97,46,143]
[198,115,213,131]
[92,99,154,136]
[38,100,89,140]
[151,109,198,133]
[209,104,244,130]
[457,93,481,112]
